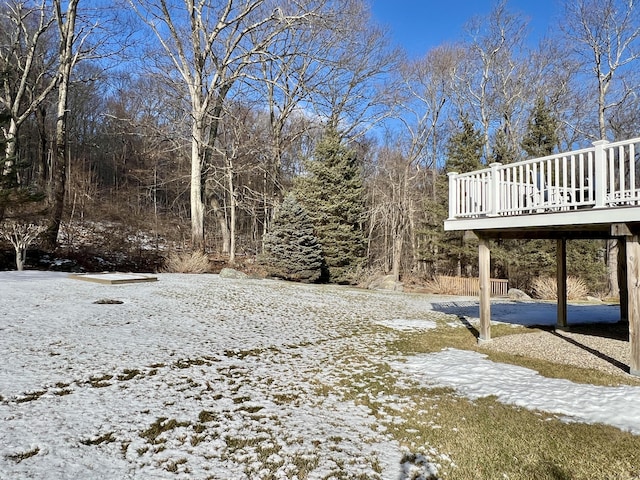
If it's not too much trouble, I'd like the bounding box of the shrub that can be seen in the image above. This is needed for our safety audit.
[259,194,323,283]
[531,276,589,300]
[162,251,211,273]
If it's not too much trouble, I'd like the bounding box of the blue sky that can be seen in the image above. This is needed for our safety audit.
[369,0,562,57]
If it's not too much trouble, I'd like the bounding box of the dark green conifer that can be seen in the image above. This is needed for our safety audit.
[295,128,366,283]
[445,113,484,173]
[260,193,323,283]
[521,96,559,158]
[492,124,519,164]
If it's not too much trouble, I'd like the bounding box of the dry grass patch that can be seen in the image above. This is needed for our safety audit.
[336,335,640,479]
[374,318,640,478]
[15,390,46,403]
[386,389,640,480]
[140,417,191,444]
[5,447,40,464]
[80,432,117,446]
[162,251,211,273]
[532,276,589,300]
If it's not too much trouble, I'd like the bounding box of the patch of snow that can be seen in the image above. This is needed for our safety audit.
[0,271,442,479]
[0,271,636,479]
[392,348,640,434]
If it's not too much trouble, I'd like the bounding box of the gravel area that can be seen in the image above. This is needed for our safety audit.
[481,323,631,377]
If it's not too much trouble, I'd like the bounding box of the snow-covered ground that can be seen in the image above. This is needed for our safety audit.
[0,271,636,479]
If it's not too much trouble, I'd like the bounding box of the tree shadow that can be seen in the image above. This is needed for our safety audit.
[525,459,573,480]
[546,325,630,374]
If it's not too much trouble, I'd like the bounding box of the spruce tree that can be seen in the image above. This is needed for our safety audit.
[439,113,485,276]
[295,128,366,284]
[445,113,484,173]
[492,124,519,164]
[259,193,324,283]
[492,97,561,291]
[521,96,558,158]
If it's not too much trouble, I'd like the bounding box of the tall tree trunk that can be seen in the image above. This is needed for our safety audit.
[190,118,206,252]
[42,0,79,250]
[227,158,236,265]
[210,197,230,254]
[391,231,403,281]
[42,90,68,249]
[3,120,19,178]
[35,106,48,190]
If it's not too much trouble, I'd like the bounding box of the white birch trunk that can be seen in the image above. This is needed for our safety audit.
[2,119,19,177]
[190,118,205,252]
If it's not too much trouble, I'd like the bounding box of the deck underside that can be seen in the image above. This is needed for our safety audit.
[445,206,640,239]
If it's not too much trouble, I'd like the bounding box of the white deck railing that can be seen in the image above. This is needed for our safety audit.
[447,137,640,219]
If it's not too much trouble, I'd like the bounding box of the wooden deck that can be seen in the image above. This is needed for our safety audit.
[444,137,640,376]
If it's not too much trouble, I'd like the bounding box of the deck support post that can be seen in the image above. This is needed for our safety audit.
[478,236,491,343]
[619,238,628,322]
[624,235,640,376]
[557,238,568,329]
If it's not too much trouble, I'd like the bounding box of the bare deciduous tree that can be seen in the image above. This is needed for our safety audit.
[129,0,315,252]
[456,0,529,161]
[0,0,57,181]
[562,0,640,140]
[0,220,46,270]
[307,0,399,140]
[43,0,81,249]
[562,0,640,297]
[370,45,461,280]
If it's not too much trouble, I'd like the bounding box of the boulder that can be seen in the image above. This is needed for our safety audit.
[368,274,404,292]
[508,288,531,300]
[219,268,248,280]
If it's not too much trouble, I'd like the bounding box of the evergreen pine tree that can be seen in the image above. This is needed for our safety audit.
[295,128,366,284]
[438,113,484,276]
[445,113,484,173]
[521,96,559,158]
[259,193,324,283]
[492,124,519,164]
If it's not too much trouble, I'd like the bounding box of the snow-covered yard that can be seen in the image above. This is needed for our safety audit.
[0,271,638,479]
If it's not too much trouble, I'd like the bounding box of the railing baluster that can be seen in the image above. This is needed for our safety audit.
[631,143,636,204]
[489,163,501,216]
[547,158,552,205]
[554,158,558,200]
[619,145,626,198]
[593,140,609,208]
[562,156,568,209]
[570,155,576,208]
[609,146,616,202]
[578,153,585,204]
[588,151,594,202]
[518,164,524,212]
[447,172,458,219]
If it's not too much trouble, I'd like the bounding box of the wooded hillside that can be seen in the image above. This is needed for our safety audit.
[1,0,638,294]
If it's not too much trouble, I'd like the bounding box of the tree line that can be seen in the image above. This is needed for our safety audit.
[1,0,639,293]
